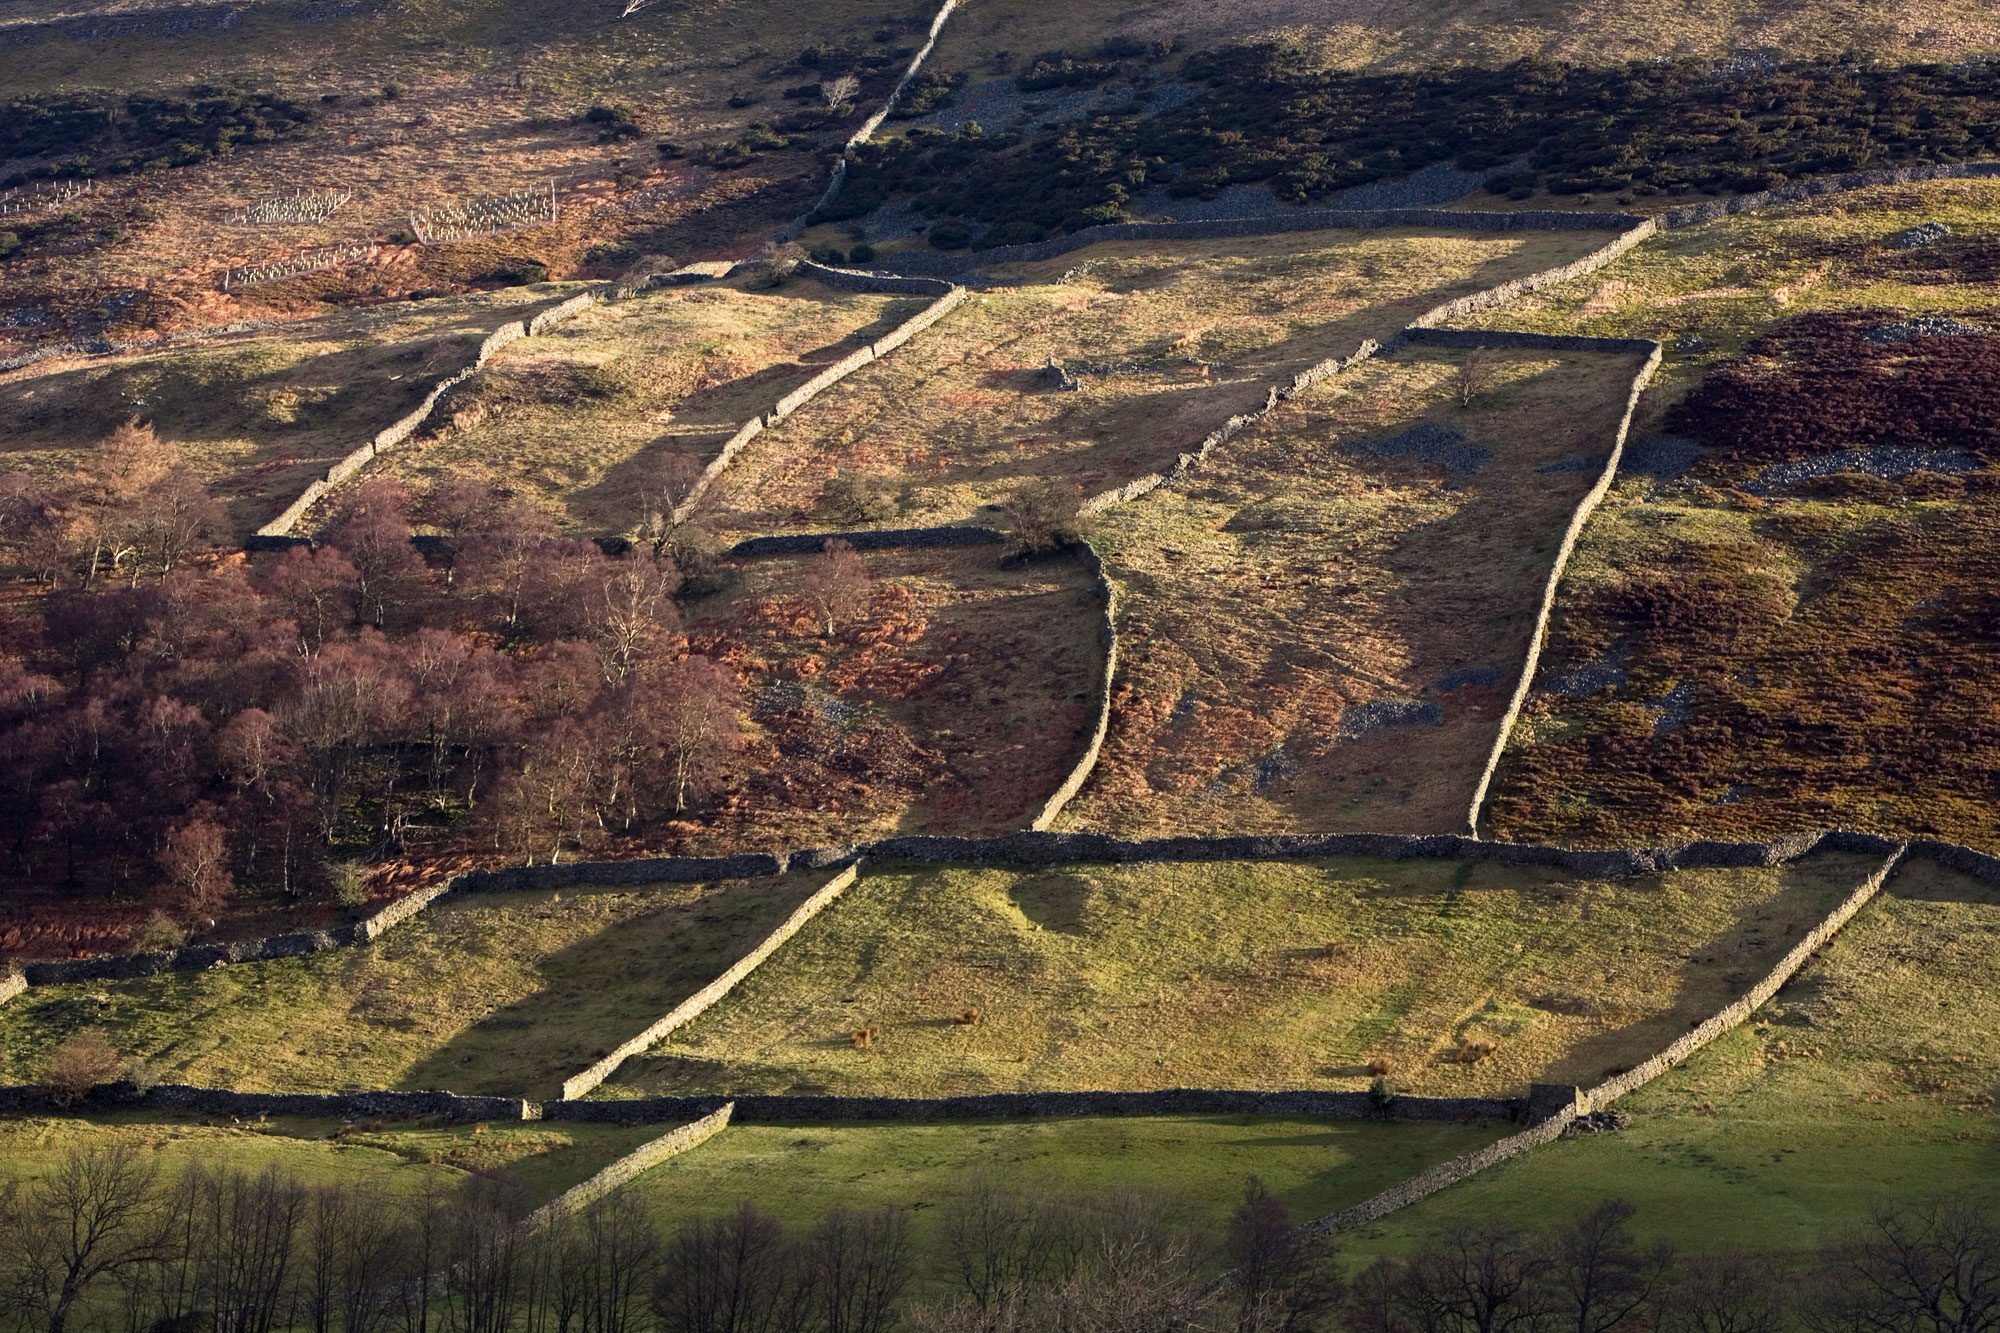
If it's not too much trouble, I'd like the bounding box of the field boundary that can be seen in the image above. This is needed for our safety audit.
[543,1087,1537,1123]
[781,0,964,240]
[6,831,1992,1003]
[527,1102,734,1224]
[1464,339,1663,836]
[250,288,605,542]
[1296,844,1908,1235]
[558,864,863,1100]
[1029,542,1118,830]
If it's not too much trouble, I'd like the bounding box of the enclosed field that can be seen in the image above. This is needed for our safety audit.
[602,852,1877,1101]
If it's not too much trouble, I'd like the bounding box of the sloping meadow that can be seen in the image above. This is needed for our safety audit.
[0,875,827,1100]
[1066,341,1650,836]
[599,851,1877,1102]
[1341,856,2000,1259]
[690,226,1624,538]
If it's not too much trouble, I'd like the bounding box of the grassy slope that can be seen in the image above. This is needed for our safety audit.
[1344,857,2000,1257]
[360,277,909,536]
[698,228,1620,540]
[604,853,1876,1101]
[0,877,823,1100]
[1067,343,1644,837]
[628,1115,1503,1255]
[1470,179,2000,850]
[1,286,570,534]
[0,1110,666,1202]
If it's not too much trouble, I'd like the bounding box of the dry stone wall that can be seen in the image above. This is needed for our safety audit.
[0,1081,528,1122]
[870,209,1646,278]
[782,0,964,237]
[1584,845,1907,1105]
[254,291,600,539]
[1659,162,2000,229]
[7,829,1980,1005]
[1295,844,1907,1235]
[1030,543,1118,830]
[728,525,1003,557]
[545,1087,1528,1124]
[528,1103,733,1224]
[1464,340,1663,836]
[558,864,863,1100]
[668,282,969,527]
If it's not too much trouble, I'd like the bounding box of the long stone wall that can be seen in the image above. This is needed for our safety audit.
[9,828,1985,1004]
[544,1087,1529,1124]
[557,863,863,1100]
[527,1103,734,1224]
[667,284,969,527]
[253,291,601,539]
[1659,162,2000,230]
[728,525,1004,557]
[1584,845,1907,1105]
[0,1081,529,1122]
[1463,341,1663,836]
[782,0,964,237]
[868,208,1646,278]
[1029,543,1118,830]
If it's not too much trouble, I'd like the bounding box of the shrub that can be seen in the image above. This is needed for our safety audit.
[850,1027,876,1048]
[44,1030,121,1105]
[1366,1055,1395,1077]
[381,83,405,100]
[329,861,369,908]
[0,231,19,261]
[1367,1076,1397,1117]
[848,242,876,263]
[1004,478,1090,554]
[957,1007,981,1025]
[130,910,186,954]
[123,1057,159,1093]
[928,221,973,250]
[819,474,898,524]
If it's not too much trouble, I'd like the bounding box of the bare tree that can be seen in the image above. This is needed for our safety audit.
[594,561,682,681]
[803,1208,912,1333]
[938,1175,1062,1314]
[646,656,743,814]
[821,75,861,110]
[799,540,870,639]
[652,1202,808,1333]
[634,453,705,562]
[1546,1199,1672,1333]
[571,1192,662,1333]
[1227,1177,1344,1332]
[1352,1222,1550,1333]
[1660,1252,1786,1333]
[1455,350,1494,409]
[1813,1196,2000,1333]
[0,1144,165,1333]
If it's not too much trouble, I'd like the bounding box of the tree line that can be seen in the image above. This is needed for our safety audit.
[6,1143,1997,1333]
[0,423,877,944]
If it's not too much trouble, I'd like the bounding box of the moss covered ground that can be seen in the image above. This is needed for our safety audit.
[602,852,1876,1101]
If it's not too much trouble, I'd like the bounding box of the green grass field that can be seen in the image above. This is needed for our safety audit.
[626,1114,1504,1254]
[1344,856,2000,1256]
[601,852,1878,1101]
[0,877,823,1100]
[0,1109,666,1202]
